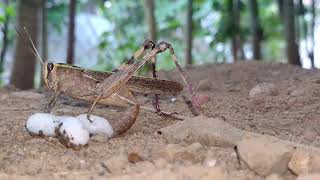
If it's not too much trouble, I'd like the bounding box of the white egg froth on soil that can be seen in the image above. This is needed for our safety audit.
[76,114,114,137]
[25,113,60,137]
[55,117,90,148]
[25,113,114,148]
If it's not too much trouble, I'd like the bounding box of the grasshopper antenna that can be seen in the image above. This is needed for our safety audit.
[23,27,44,65]
[15,26,44,65]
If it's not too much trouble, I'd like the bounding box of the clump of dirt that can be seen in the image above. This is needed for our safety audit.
[0,61,320,179]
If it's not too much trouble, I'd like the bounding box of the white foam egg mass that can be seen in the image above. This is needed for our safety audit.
[56,117,90,148]
[76,114,114,138]
[26,113,60,136]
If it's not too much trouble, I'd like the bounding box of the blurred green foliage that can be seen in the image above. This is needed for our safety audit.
[0,1,16,43]
[96,0,185,73]
[0,0,316,80]
[47,0,69,33]
[95,0,306,71]
[0,0,16,81]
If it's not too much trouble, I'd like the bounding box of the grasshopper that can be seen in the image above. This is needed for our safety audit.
[22,28,203,136]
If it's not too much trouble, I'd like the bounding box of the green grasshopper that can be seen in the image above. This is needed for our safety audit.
[22,28,203,136]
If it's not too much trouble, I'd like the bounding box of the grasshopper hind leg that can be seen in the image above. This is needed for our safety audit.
[155,41,203,114]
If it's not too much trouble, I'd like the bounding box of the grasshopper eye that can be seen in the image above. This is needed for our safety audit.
[47,63,54,72]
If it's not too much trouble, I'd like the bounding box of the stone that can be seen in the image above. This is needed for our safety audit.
[228,170,263,180]
[289,88,305,97]
[202,157,217,167]
[288,148,320,175]
[102,153,129,174]
[132,161,156,173]
[180,166,227,180]
[265,174,284,180]
[156,142,203,163]
[107,166,228,180]
[198,94,210,105]
[128,152,143,164]
[249,83,278,98]
[237,136,293,176]
[159,115,244,147]
[157,144,182,162]
[152,158,168,169]
[197,78,212,91]
[302,128,318,143]
[186,142,203,152]
[296,174,320,180]
[142,169,177,180]
[170,97,176,103]
[202,147,240,170]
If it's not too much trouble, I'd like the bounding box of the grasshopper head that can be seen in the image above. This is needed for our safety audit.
[43,62,59,91]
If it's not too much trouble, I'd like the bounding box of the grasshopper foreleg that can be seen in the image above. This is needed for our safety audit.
[149,45,164,115]
[86,94,102,122]
[45,92,61,113]
[151,59,180,116]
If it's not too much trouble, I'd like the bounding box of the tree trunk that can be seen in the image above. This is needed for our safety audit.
[185,0,193,66]
[0,0,10,74]
[297,0,313,67]
[295,0,301,46]
[309,0,315,68]
[10,0,41,89]
[239,40,246,60]
[248,0,262,60]
[229,0,237,62]
[277,0,284,20]
[144,0,157,71]
[283,0,301,66]
[231,0,241,62]
[235,0,244,60]
[40,0,48,86]
[66,0,76,65]
[144,0,157,42]
[231,38,237,62]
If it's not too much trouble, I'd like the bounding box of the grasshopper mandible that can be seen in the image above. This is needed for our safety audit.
[22,28,203,136]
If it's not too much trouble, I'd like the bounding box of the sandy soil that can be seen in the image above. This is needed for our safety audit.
[1,61,320,179]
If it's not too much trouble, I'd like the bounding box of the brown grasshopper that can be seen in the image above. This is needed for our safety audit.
[22,28,203,136]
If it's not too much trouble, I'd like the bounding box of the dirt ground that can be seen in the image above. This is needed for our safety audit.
[1,61,320,179]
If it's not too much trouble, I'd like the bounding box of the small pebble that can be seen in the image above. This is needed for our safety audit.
[170,97,177,103]
[128,152,143,164]
[198,94,210,105]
